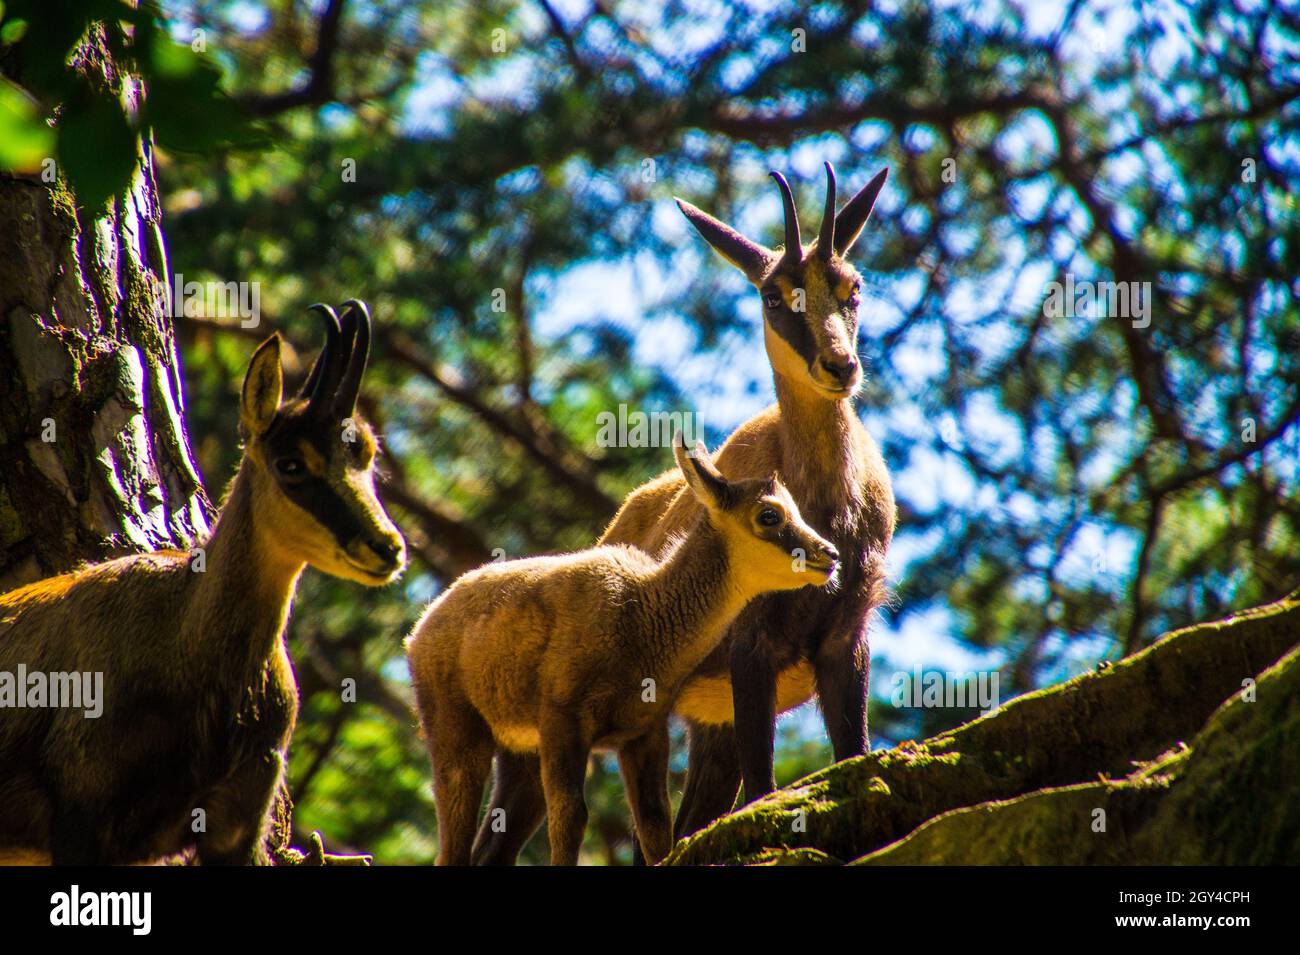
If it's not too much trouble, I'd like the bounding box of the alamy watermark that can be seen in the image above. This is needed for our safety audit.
[0,665,103,718]
[890,667,1000,715]
[595,404,704,449]
[168,273,261,327]
[1044,275,1151,329]
[50,885,150,935]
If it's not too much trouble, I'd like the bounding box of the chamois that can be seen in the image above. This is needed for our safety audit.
[478,164,896,861]
[405,437,838,865]
[0,301,406,865]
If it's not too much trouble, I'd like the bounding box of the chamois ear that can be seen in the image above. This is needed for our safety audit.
[241,334,283,436]
[833,167,888,257]
[675,197,777,284]
[674,434,731,511]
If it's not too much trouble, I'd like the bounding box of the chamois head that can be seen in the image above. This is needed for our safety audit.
[672,435,838,590]
[676,163,888,400]
[239,300,406,585]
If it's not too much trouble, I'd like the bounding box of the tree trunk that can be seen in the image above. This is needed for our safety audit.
[0,24,211,592]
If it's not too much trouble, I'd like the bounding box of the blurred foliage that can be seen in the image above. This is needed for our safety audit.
[0,0,262,207]
[5,0,1298,863]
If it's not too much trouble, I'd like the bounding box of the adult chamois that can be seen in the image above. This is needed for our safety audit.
[0,301,406,865]
[406,437,838,865]
[478,164,895,862]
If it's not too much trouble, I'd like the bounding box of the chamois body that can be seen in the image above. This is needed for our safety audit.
[0,302,405,865]
[0,477,299,865]
[409,535,736,755]
[479,166,896,858]
[407,441,836,865]
[603,395,893,723]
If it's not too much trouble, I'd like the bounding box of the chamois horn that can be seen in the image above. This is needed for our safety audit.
[818,161,837,260]
[769,171,802,262]
[302,303,342,407]
[334,299,371,419]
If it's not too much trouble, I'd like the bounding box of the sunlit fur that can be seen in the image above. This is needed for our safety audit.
[405,441,837,866]
[0,324,405,865]
[592,165,898,845]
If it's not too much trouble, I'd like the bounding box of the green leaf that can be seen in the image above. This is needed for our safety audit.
[1,18,29,45]
[56,85,137,210]
[139,21,265,153]
[0,78,53,171]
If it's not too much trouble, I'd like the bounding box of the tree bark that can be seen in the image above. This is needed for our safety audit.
[0,24,211,592]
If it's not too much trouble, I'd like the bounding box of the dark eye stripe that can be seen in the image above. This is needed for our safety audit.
[766,308,818,365]
[278,476,371,547]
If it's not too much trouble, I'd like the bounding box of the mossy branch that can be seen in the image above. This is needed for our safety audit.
[666,589,1300,865]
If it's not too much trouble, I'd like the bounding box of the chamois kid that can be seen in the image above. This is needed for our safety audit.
[482,165,896,861]
[0,301,405,865]
[405,437,837,865]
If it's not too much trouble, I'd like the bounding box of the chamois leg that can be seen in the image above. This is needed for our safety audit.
[538,709,591,866]
[196,750,285,865]
[672,721,742,841]
[814,625,870,761]
[428,699,494,866]
[471,750,546,865]
[618,719,672,864]
[729,630,779,803]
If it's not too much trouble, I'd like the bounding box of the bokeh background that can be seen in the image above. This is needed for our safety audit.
[122,0,1300,862]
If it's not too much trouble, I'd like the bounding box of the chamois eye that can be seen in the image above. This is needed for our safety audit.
[275,458,305,477]
[763,292,782,310]
[758,508,782,527]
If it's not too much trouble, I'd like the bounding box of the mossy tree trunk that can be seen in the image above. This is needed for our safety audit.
[0,25,210,592]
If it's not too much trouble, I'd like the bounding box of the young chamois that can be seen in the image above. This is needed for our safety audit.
[0,301,405,865]
[405,436,837,865]
[476,164,896,862]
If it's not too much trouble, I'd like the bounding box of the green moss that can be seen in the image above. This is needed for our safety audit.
[666,591,1300,866]
[856,645,1300,864]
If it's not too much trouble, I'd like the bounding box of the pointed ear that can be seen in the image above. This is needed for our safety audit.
[673,434,731,510]
[675,198,777,284]
[834,167,888,257]
[241,334,283,436]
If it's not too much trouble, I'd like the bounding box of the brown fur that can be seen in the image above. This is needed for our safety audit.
[0,307,405,865]
[405,440,837,865]
[463,167,896,864]
[604,165,898,845]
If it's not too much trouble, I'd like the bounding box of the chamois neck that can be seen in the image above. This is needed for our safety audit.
[772,370,863,506]
[187,460,304,665]
[641,519,749,671]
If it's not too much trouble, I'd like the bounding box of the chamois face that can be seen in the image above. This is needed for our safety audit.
[674,440,838,592]
[761,251,863,399]
[240,302,406,585]
[676,163,889,400]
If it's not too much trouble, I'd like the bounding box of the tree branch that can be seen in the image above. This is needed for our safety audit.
[238,0,348,117]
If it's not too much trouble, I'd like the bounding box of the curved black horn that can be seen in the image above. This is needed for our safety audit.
[769,171,802,262]
[333,299,371,419]
[834,166,889,257]
[301,303,341,411]
[818,161,837,260]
